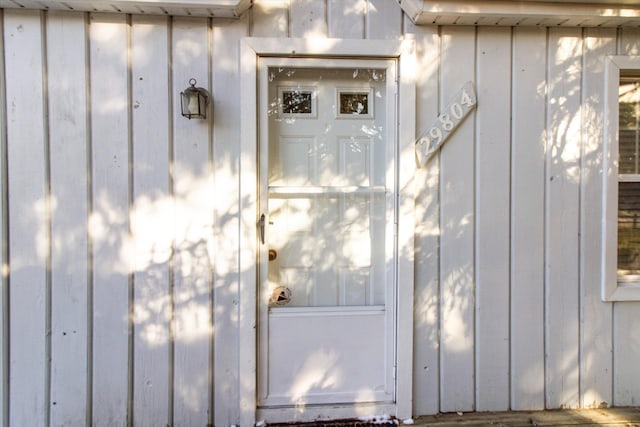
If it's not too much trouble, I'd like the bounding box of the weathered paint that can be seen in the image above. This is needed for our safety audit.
[0,1,639,425]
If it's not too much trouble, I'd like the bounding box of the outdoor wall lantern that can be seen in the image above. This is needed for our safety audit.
[180,78,210,120]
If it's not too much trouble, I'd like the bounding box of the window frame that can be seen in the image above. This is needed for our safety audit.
[603,55,640,301]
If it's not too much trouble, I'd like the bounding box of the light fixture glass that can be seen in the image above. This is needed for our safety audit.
[180,78,210,120]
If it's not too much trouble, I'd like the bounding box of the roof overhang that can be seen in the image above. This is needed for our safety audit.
[398,0,640,27]
[2,0,638,26]
[0,0,252,17]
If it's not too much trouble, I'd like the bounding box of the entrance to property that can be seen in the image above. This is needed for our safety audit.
[257,57,398,410]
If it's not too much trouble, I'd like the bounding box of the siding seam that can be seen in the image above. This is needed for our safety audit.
[364,0,369,40]
[437,25,444,414]
[126,13,135,427]
[361,0,365,39]
[167,15,176,427]
[543,26,550,410]
[509,28,515,410]
[578,26,585,408]
[286,0,291,38]
[207,16,215,426]
[0,8,9,427]
[436,24,442,415]
[472,24,478,413]
[84,11,94,427]
[40,10,53,427]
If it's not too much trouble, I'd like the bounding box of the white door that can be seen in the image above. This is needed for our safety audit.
[257,58,398,409]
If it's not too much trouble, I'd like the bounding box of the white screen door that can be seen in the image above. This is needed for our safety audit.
[257,57,397,409]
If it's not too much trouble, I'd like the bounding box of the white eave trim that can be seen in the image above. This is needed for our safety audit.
[397,0,640,27]
[0,0,252,18]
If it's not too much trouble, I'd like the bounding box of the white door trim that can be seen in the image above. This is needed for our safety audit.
[239,37,416,426]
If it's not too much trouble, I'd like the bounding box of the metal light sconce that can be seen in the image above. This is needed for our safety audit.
[180,78,210,120]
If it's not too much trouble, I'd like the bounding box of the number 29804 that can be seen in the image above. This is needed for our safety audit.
[416,81,477,166]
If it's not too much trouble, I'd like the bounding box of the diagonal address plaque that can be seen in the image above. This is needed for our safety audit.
[415,81,477,168]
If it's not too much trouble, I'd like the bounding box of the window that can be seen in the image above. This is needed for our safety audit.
[604,56,640,300]
[617,76,640,281]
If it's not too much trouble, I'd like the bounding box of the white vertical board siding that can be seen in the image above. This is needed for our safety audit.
[171,16,212,427]
[545,27,582,409]
[328,0,364,39]
[47,11,89,426]
[439,26,476,413]
[130,15,172,427]
[408,19,441,416]
[475,26,511,412]
[614,28,640,407]
[366,0,402,40]
[510,26,547,411]
[89,13,131,426]
[290,0,326,38]
[212,17,247,427]
[580,27,615,409]
[251,0,288,38]
[3,1,640,422]
[409,24,633,415]
[5,9,48,426]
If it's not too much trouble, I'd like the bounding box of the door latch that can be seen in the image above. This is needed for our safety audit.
[259,214,266,244]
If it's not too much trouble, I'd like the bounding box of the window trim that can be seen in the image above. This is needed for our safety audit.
[603,55,640,301]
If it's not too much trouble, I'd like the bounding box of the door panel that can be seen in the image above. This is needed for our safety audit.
[266,307,387,406]
[258,59,396,407]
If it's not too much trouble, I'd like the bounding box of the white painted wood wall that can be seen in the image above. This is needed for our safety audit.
[0,1,639,425]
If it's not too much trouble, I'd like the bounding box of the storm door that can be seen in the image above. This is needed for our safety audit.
[257,57,397,408]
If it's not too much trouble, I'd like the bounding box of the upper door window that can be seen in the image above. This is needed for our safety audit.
[264,65,394,309]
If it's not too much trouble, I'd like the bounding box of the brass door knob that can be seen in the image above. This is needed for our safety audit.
[268,249,277,261]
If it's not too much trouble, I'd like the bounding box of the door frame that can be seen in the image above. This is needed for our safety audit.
[239,37,416,425]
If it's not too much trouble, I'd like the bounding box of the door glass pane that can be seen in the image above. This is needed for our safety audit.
[267,66,388,307]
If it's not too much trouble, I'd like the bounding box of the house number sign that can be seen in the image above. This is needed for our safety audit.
[415,81,477,167]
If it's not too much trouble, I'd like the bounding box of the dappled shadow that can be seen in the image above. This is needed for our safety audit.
[3,11,246,427]
[7,6,640,427]
[409,25,633,415]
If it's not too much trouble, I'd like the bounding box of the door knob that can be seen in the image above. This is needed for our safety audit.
[268,249,277,261]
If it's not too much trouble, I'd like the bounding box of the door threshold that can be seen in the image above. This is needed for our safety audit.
[257,403,397,425]
[266,416,398,427]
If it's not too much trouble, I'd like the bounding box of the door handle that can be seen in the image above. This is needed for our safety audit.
[259,214,266,244]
